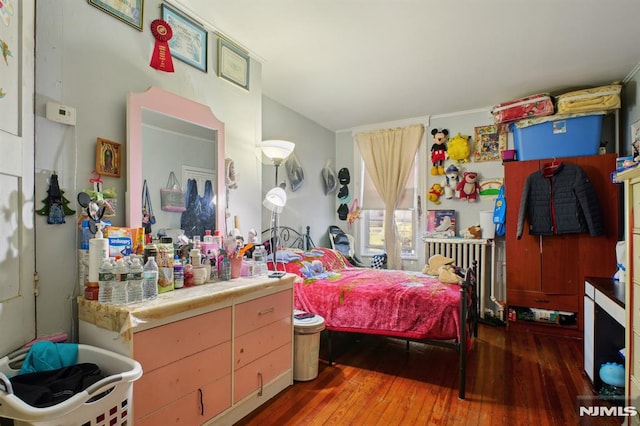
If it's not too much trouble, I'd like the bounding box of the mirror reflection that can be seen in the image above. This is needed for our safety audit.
[127,87,226,238]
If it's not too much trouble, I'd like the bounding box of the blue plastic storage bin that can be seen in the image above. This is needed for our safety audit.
[512,114,603,161]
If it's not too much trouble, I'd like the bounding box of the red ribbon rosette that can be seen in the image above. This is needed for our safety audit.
[150,19,175,72]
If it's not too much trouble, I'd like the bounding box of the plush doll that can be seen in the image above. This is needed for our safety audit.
[422,254,462,284]
[442,164,460,199]
[456,171,480,202]
[430,128,449,176]
[461,225,482,239]
[447,133,471,164]
[427,183,444,204]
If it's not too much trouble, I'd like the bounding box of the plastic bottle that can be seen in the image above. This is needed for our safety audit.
[173,257,184,289]
[127,257,144,303]
[112,257,129,305]
[190,248,202,267]
[142,256,159,301]
[253,245,267,276]
[98,258,114,304]
[80,220,90,250]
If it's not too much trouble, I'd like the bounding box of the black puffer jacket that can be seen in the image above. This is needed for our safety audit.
[516,163,603,238]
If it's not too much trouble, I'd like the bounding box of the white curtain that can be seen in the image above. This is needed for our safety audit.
[355,124,424,269]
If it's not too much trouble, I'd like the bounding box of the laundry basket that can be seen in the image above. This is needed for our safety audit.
[0,344,142,426]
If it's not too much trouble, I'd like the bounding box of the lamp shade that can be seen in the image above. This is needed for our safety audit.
[263,187,287,213]
[260,140,295,164]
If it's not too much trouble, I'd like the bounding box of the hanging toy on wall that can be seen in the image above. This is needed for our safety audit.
[36,173,76,224]
[430,128,449,176]
[447,133,472,164]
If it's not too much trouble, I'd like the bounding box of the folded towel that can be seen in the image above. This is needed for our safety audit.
[19,341,79,375]
[267,250,302,263]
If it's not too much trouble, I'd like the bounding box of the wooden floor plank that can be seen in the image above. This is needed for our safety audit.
[235,324,623,426]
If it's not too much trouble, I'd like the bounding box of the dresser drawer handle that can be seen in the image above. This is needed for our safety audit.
[258,307,275,316]
[534,299,551,303]
[258,372,264,397]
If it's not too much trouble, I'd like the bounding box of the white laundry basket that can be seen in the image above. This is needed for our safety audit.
[0,344,142,426]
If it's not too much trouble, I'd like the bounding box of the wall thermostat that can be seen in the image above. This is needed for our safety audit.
[46,101,76,126]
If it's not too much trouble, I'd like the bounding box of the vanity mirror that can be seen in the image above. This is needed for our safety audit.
[127,86,225,236]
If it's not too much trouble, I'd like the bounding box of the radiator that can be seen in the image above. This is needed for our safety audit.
[423,238,498,319]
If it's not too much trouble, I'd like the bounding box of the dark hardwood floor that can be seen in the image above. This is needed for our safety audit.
[236,323,623,425]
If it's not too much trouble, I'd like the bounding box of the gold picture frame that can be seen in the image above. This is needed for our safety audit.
[96,138,121,178]
[474,124,507,162]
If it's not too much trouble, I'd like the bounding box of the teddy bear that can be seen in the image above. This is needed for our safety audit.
[430,128,449,176]
[441,164,460,199]
[427,183,444,204]
[422,254,462,284]
[456,171,480,202]
[447,133,471,164]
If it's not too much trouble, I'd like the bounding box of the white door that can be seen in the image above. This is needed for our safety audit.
[0,1,35,356]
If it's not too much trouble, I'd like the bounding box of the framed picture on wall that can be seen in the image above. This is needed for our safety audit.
[88,0,144,31]
[217,36,250,91]
[473,124,507,162]
[161,4,208,72]
[96,138,121,178]
[632,119,640,161]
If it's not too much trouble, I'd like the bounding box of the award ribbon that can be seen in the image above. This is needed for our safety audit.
[150,19,174,72]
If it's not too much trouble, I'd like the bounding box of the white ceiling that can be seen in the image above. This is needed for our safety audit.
[178,0,640,131]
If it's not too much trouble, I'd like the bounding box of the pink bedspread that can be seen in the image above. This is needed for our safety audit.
[280,248,464,341]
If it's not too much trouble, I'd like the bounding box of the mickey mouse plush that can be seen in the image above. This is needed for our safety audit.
[430,128,449,175]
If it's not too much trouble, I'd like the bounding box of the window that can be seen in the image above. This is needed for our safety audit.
[359,157,418,258]
[362,209,416,257]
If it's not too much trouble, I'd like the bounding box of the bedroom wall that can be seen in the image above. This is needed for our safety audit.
[262,96,336,247]
[34,0,266,340]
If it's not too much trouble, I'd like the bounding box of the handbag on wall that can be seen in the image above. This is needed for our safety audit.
[160,171,186,212]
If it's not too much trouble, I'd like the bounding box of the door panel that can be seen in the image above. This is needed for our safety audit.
[0,1,35,355]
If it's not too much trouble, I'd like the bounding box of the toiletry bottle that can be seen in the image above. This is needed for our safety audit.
[98,258,114,304]
[127,257,144,303]
[190,248,202,267]
[173,256,184,289]
[142,256,159,301]
[80,220,90,250]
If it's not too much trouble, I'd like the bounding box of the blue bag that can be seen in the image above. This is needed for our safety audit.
[493,185,506,237]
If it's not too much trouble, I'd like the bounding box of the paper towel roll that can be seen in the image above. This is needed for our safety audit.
[88,237,109,283]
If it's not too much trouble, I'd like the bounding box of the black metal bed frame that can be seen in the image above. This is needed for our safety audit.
[260,225,479,400]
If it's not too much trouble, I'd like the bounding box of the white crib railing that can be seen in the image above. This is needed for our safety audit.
[423,238,496,319]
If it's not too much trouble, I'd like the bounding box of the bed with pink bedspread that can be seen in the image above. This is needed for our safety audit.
[263,230,478,399]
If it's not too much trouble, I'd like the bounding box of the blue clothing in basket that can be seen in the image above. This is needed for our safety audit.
[19,341,78,375]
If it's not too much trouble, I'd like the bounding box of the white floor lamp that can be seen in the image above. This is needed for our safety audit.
[263,186,287,277]
[260,140,295,277]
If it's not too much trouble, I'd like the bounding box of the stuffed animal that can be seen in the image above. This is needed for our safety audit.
[461,225,482,239]
[422,254,462,284]
[442,164,460,199]
[427,183,444,204]
[430,128,449,176]
[456,171,480,202]
[447,133,471,164]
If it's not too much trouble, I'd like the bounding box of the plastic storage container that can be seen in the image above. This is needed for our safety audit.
[512,113,603,161]
[293,310,326,381]
[0,344,142,426]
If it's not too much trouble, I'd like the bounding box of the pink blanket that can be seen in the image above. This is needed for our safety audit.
[282,249,463,341]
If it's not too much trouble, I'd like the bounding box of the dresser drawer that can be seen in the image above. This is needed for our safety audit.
[135,374,232,426]
[235,316,292,370]
[507,290,579,313]
[134,307,231,373]
[233,342,292,403]
[134,341,231,419]
[235,289,292,337]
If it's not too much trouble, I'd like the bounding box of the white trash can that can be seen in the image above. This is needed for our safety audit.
[293,310,325,381]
